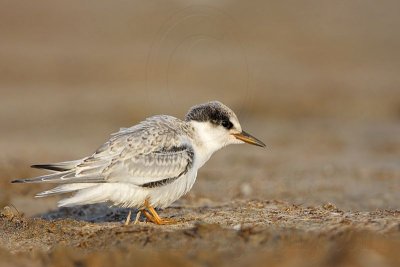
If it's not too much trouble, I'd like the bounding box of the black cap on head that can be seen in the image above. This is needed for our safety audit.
[185,101,234,129]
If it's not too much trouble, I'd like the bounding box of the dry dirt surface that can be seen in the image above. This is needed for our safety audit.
[1,200,399,267]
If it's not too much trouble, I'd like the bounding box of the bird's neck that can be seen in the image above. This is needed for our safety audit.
[189,121,227,168]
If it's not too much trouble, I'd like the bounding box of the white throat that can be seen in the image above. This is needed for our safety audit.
[189,121,229,168]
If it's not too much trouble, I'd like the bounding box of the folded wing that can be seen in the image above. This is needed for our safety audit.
[12,115,195,187]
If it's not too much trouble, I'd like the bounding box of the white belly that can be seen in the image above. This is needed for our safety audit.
[58,169,198,209]
[147,169,198,208]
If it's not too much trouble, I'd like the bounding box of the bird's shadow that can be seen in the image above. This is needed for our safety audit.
[38,204,136,223]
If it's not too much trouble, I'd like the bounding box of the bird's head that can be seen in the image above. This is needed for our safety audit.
[185,101,266,152]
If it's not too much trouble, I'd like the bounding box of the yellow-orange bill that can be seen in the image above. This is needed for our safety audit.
[232,131,266,148]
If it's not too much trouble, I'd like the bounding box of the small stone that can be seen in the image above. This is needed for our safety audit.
[1,206,15,220]
[322,203,339,212]
[233,224,242,231]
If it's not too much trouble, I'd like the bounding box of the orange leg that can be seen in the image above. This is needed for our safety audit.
[143,199,177,225]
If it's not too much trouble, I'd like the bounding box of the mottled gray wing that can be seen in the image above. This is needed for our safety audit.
[15,116,195,186]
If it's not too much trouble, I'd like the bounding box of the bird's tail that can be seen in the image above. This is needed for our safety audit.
[10,158,100,205]
[35,183,97,199]
[11,170,74,184]
[31,159,83,172]
[57,185,108,207]
[11,159,86,184]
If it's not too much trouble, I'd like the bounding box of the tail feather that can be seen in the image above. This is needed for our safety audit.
[36,183,97,197]
[58,185,107,207]
[11,170,75,184]
[31,159,83,172]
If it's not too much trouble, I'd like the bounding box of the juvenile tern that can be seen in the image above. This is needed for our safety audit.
[12,101,265,225]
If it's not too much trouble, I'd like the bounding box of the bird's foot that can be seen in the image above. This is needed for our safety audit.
[141,200,178,225]
[125,199,178,225]
[142,209,177,225]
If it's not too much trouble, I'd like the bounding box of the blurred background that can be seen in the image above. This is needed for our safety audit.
[1,0,399,215]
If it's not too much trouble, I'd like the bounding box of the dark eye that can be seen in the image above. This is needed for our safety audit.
[221,120,233,129]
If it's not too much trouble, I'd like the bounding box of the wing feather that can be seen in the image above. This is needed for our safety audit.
[13,115,195,187]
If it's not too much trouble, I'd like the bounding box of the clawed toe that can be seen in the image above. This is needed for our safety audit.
[124,200,180,225]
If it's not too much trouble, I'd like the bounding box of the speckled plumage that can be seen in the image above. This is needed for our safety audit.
[31,115,198,208]
[12,101,265,213]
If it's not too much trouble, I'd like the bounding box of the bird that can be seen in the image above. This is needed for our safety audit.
[12,101,265,225]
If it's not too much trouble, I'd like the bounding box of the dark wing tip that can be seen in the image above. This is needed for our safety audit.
[11,179,25,183]
[31,164,49,169]
[31,164,68,172]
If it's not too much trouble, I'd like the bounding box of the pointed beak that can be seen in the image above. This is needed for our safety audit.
[232,131,266,148]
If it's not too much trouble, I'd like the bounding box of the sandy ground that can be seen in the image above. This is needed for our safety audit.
[1,1,400,266]
[0,200,399,267]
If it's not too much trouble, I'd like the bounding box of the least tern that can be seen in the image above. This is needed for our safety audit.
[12,101,265,224]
